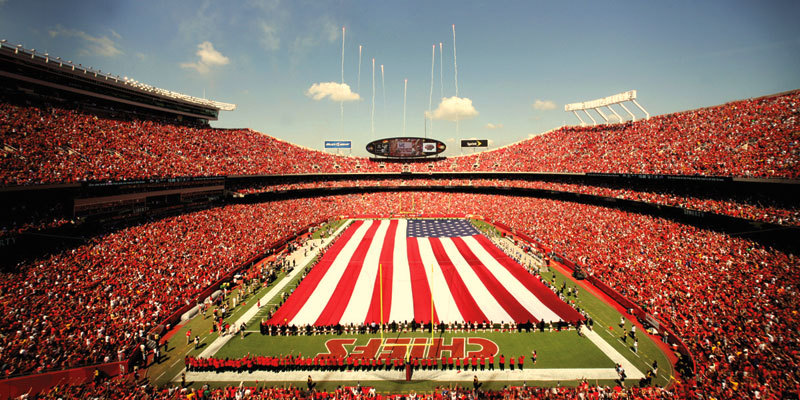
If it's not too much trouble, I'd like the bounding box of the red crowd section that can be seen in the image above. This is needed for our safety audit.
[2,91,798,185]
[0,199,343,377]
[1,192,797,398]
[32,379,676,399]
[236,177,800,226]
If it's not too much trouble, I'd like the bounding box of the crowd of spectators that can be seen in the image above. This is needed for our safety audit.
[3,191,798,398]
[475,92,799,178]
[30,378,678,399]
[184,352,534,373]
[2,91,798,185]
[335,192,800,399]
[0,198,341,377]
[234,177,799,226]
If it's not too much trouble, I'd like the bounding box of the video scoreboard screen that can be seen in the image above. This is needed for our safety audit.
[366,137,446,158]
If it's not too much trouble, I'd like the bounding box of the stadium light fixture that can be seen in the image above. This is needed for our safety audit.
[565,90,649,125]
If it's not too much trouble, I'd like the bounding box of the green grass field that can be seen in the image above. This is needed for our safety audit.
[217,330,611,369]
[147,218,673,393]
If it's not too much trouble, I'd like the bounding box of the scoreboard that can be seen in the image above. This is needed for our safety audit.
[366,137,446,158]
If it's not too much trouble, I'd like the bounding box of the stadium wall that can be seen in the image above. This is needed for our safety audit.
[0,361,129,399]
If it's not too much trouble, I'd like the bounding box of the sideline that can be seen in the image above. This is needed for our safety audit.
[582,328,644,379]
[167,220,352,382]
[199,220,351,359]
[181,366,639,383]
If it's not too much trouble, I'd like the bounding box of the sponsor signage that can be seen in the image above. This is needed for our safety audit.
[366,137,446,158]
[324,140,352,149]
[461,139,488,148]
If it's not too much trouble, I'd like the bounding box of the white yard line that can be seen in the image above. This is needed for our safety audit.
[172,220,351,380]
[182,367,629,383]
[583,328,644,379]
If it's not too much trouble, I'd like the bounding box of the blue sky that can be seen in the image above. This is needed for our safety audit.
[1,0,799,156]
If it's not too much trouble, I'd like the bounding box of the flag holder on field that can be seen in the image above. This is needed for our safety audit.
[378,263,434,362]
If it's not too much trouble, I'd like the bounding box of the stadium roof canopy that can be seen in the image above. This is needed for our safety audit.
[0,40,236,121]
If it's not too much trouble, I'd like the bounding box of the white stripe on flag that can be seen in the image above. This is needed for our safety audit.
[461,235,563,322]
[416,238,464,323]
[389,219,414,323]
[290,220,374,325]
[440,237,513,324]
[339,220,390,325]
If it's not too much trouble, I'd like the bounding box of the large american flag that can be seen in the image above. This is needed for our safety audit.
[268,219,583,326]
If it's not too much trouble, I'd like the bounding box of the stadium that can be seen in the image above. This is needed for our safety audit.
[1,2,799,399]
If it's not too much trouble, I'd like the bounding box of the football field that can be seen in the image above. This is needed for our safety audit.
[147,219,673,392]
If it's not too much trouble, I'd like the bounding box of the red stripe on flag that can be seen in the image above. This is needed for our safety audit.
[473,235,584,323]
[314,221,381,325]
[268,220,364,325]
[428,237,488,324]
[451,236,539,323]
[364,220,398,324]
[407,237,437,324]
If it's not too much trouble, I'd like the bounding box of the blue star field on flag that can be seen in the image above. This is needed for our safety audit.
[406,219,481,238]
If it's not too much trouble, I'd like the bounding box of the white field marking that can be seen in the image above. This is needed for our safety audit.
[583,327,644,379]
[155,333,215,381]
[181,367,630,383]
[175,221,352,379]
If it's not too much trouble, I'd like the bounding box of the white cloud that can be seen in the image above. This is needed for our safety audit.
[109,29,122,40]
[321,18,340,43]
[259,22,280,51]
[485,123,504,130]
[180,41,229,74]
[532,99,556,111]
[48,26,123,57]
[426,96,479,122]
[306,82,360,102]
